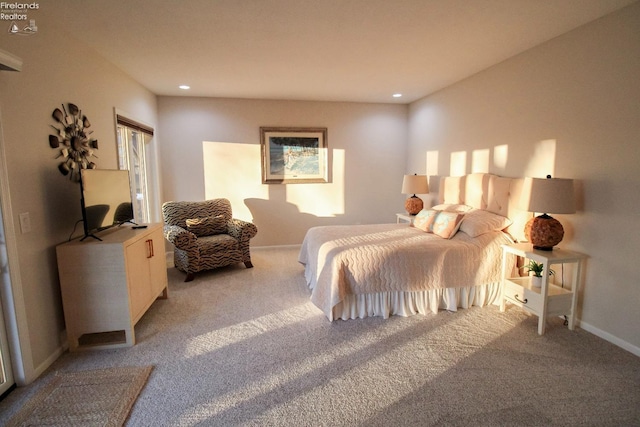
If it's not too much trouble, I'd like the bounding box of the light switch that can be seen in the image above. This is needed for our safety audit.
[19,212,31,233]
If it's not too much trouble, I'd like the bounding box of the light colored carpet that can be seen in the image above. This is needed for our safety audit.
[5,365,152,427]
[1,246,639,426]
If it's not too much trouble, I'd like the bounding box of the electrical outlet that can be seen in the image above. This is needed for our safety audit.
[19,212,31,233]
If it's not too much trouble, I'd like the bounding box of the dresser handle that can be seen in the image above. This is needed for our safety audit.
[146,239,154,258]
[514,294,528,304]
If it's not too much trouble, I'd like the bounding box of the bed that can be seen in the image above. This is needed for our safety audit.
[298,173,529,321]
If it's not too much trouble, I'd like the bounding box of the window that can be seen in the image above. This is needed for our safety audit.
[116,115,154,224]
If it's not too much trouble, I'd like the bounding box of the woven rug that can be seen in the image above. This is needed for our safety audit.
[6,366,152,427]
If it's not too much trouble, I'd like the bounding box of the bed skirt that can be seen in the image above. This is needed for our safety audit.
[330,282,501,321]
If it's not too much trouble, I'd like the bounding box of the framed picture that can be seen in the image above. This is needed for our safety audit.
[260,127,328,184]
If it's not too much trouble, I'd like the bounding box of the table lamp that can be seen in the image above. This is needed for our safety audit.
[402,174,429,215]
[521,175,576,250]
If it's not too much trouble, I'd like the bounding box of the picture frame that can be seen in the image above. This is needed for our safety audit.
[260,127,328,184]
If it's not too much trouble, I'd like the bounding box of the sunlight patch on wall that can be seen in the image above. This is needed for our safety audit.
[471,148,490,173]
[493,144,508,171]
[286,149,345,217]
[424,150,440,206]
[204,142,345,220]
[450,151,467,176]
[426,150,438,176]
[524,139,557,178]
[203,141,267,221]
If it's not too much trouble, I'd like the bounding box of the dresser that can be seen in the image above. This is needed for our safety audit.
[56,223,168,350]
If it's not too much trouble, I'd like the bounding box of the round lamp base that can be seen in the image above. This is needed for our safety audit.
[524,214,564,251]
[405,196,424,215]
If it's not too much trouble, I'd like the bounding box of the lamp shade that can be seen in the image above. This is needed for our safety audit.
[401,174,429,195]
[521,176,576,250]
[520,176,576,214]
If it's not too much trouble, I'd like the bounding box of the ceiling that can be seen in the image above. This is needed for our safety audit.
[47,0,636,104]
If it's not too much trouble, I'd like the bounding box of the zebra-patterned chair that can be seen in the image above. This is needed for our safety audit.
[162,199,258,282]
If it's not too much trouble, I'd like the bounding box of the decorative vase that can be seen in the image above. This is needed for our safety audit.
[531,275,542,288]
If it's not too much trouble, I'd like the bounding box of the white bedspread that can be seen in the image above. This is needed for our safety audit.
[298,224,514,320]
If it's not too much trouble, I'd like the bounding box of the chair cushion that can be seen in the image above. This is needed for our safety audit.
[196,233,239,252]
[186,215,227,237]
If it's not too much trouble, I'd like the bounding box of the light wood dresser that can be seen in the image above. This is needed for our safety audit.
[56,223,168,350]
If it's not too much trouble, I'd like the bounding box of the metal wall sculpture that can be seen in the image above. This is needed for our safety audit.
[49,103,98,181]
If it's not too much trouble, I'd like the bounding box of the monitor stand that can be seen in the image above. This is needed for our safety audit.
[81,233,102,242]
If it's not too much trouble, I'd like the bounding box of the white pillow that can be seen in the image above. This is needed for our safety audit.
[431,203,474,213]
[459,209,512,237]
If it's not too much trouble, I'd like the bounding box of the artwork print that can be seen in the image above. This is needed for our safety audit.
[260,127,328,184]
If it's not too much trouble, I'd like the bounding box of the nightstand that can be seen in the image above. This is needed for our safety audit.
[396,213,415,224]
[500,243,587,335]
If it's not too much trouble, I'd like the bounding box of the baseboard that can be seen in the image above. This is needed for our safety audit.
[578,320,640,357]
[24,343,66,386]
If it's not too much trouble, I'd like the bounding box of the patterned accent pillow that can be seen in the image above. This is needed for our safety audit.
[431,211,465,239]
[185,215,227,237]
[413,209,438,232]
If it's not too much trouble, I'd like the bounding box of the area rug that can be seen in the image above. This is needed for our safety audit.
[6,365,153,427]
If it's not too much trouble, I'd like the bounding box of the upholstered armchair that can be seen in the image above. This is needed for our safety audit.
[162,199,258,282]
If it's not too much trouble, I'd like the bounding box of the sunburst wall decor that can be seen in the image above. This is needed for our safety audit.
[49,102,98,181]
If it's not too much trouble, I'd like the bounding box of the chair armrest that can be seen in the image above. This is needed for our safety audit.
[227,219,258,241]
[163,225,197,249]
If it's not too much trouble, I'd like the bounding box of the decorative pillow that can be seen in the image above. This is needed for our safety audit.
[413,209,438,232]
[431,203,474,213]
[431,211,465,239]
[459,209,513,237]
[185,215,227,237]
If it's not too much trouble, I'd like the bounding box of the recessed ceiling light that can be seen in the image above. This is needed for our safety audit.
[392,93,402,98]
[179,85,190,90]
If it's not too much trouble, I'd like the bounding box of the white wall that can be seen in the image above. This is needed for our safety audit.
[0,13,158,383]
[407,3,640,353]
[158,97,408,246]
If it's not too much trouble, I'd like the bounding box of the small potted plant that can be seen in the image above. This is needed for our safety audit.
[523,260,555,288]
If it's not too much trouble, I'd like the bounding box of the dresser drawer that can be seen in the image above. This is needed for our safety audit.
[504,277,573,317]
[504,278,543,312]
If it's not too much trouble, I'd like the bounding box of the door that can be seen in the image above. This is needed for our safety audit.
[147,227,168,297]
[125,233,153,323]
[0,53,23,394]
[0,185,15,397]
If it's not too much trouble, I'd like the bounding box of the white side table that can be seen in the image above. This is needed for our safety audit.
[500,243,587,335]
[396,213,415,224]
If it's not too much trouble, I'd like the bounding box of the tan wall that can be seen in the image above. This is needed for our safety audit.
[1,1,638,386]
[158,97,408,246]
[407,3,640,352]
[0,13,158,382]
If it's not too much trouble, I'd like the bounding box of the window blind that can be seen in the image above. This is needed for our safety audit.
[116,115,154,136]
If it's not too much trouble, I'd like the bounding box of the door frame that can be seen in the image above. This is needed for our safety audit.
[0,95,33,388]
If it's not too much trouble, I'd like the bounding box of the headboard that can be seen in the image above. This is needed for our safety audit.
[438,173,529,242]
